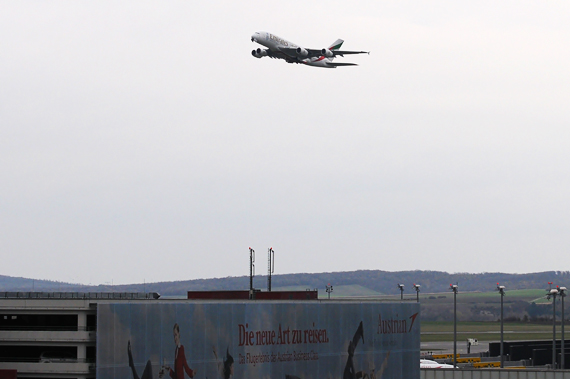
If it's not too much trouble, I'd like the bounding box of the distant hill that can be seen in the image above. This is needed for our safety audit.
[0,275,86,292]
[1,270,569,297]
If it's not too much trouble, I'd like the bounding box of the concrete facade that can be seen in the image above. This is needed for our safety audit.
[0,298,95,379]
[0,293,158,379]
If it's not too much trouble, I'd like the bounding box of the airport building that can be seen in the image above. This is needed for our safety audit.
[0,291,420,379]
[0,292,158,379]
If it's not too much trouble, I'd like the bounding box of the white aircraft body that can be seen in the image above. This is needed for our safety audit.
[420,359,456,369]
[251,31,368,68]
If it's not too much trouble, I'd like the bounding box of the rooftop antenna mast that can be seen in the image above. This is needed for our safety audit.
[268,247,275,292]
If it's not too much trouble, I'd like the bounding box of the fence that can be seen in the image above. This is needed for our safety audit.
[422,369,570,379]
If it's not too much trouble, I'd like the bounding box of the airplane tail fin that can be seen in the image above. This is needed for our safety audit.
[328,39,344,51]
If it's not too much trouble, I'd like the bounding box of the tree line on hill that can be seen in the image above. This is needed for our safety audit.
[2,270,570,297]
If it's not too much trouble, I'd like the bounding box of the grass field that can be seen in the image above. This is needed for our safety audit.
[458,289,547,300]
[421,321,562,342]
[310,287,559,344]
[312,286,552,302]
[350,289,550,302]
[313,285,383,298]
[418,289,549,303]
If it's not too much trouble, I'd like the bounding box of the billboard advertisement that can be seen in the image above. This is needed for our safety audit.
[97,301,419,379]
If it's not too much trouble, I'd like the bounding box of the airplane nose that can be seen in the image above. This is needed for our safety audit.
[251,32,260,42]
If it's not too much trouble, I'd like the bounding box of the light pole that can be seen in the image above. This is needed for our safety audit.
[413,284,421,303]
[560,286,567,369]
[450,284,458,368]
[398,284,404,300]
[249,247,255,299]
[326,283,333,299]
[267,247,274,291]
[497,283,505,368]
[547,287,559,368]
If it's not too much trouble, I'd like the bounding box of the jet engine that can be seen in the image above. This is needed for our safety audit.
[251,48,268,58]
[321,48,334,58]
[296,47,308,57]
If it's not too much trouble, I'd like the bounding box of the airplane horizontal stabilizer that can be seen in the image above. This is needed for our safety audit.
[333,50,369,56]
[327,62,358,67]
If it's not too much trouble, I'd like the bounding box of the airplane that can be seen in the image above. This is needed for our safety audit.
[251,31,369,68]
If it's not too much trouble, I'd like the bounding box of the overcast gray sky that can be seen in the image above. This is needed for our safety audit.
[1,1,569,285]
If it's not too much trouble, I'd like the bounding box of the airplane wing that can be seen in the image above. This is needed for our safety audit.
[276,47,321,58]
[303,48,369,58]
[307,49,371,57]
[278,47,369,58]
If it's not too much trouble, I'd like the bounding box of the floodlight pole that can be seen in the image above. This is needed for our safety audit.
[450,284,458,368]
[267,247,274,292]
[560,287,567,369]
[413,284,421,303]
[554,291,557,368]
[497,283,505,368]
[249,247,255,299]
[326,284,333,300]
[548,287,559,368]
[398,284,404,300]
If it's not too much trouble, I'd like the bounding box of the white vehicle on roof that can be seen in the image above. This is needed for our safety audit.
[420,359,456,369]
